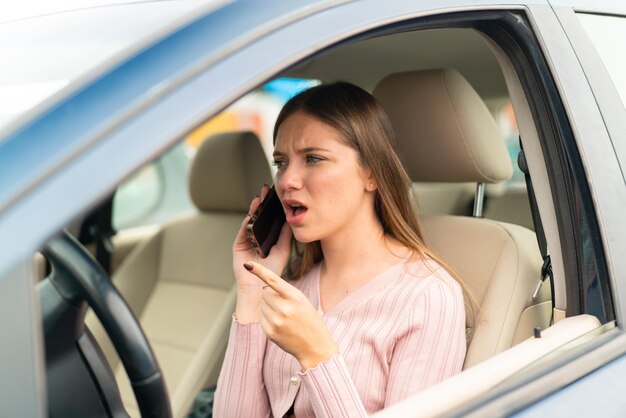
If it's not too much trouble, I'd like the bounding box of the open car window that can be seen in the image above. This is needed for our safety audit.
[111,78,318,231]
[93,19,614,417]
[3,2,626,418]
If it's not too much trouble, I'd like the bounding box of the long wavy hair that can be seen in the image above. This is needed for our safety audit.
[274,82,463,288]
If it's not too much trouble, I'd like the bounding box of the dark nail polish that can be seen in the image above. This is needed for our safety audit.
[243,263,253,271]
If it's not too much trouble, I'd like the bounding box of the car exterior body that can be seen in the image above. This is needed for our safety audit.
[1,0,626,416]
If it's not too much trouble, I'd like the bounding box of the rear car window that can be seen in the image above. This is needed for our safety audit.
[577,13,626,109]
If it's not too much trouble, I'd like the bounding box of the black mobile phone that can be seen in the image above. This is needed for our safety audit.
[247,186,286,258]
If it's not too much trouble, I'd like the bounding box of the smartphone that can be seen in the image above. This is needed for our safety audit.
[247,186,286,258]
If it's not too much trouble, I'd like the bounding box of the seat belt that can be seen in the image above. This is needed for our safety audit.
[517,139,555,322]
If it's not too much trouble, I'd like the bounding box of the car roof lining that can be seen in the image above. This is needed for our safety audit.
[286,28,508,102]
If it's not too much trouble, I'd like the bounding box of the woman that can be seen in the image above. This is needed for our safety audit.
[213,82,466,418]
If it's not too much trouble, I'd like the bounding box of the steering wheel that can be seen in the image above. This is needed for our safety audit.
[40,231,171,418]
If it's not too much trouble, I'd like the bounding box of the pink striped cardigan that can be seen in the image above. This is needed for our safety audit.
[214,258,466,418]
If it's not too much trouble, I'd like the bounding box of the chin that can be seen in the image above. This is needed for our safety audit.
[291,227,320,244]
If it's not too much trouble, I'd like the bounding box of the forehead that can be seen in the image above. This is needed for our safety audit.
[274,111,345,152]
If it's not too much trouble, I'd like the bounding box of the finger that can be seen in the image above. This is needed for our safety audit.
[260,285,283,310]
[268,223,292,256]
[276,223,292,247]
[242,185,269,231]
[259,309,274,339]
[244,262,292,297]
[239,183,268,231]
[259,299,286,333]
[259,298,275,318]
[236,195,261,237]
[246,194,262,220]
[259,183,270,201]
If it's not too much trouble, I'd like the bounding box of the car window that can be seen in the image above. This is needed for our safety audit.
[112,76,525,232]
[112,142,194,230]
[112,77,318,231]
[577,13,626,110]
[187,78,319,161]
[113,165,161,230]
[494,102,525,189]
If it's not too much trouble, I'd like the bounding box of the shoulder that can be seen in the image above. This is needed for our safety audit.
[388,258,466,344]
[398,256,464,311]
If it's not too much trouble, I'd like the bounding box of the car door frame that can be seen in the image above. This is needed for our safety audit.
[550,1,626,327]
[1,0,625,416]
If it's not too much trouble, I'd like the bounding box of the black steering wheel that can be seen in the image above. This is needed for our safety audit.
[39,231,171,418]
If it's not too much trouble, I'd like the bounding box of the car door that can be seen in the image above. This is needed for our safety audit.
[506,2,626,416]
[1,0,624,416]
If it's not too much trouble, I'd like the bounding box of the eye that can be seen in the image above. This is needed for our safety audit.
[271,159,286,170]
[305,155,324,164]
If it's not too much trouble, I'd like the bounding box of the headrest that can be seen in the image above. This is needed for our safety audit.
[373,69,512,183]
[189,131,272,212]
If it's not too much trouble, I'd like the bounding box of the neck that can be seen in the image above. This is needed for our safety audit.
[319,210,392,282]
[316,204,411,312]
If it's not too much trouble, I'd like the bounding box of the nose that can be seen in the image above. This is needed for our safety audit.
[276,162,303,193]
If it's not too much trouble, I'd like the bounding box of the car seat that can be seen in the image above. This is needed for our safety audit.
[87,131,272,417]
[374,69,552,368]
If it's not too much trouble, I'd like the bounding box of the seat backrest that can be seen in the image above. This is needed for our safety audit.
[87,131,271,417]
[373,69,551,368]
[411,182,475,216]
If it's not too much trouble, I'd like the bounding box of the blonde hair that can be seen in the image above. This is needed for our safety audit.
[274,82,460,284]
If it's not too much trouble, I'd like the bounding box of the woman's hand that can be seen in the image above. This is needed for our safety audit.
[244,262,339,370]
[233,185,292,323]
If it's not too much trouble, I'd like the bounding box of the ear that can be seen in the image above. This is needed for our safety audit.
[363,168,377,192]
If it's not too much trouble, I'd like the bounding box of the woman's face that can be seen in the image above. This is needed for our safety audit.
[273,111,377,244]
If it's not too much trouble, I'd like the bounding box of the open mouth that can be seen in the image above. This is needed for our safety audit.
[283,200,308,224]
[288,203,308,217]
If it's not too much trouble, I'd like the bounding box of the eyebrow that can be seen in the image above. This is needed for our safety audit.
[272,147,331,158]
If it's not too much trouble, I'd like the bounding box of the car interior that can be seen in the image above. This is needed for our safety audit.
[36,23,612,418]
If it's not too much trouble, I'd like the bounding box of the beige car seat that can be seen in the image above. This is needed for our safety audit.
[87,131,271,417]
[374,69,552,369]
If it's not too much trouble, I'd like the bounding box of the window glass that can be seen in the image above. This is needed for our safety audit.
[577,13,626,109]
[112,141,195,230]
[112,78,318,230]
[113,76,524,231]
[112,164,162,230]
[495,102,525,189]
[187,77,319,161]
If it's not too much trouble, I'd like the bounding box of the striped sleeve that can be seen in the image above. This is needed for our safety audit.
[385,279,466,406]
[299,355,369,418]
[213,318,271,418]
